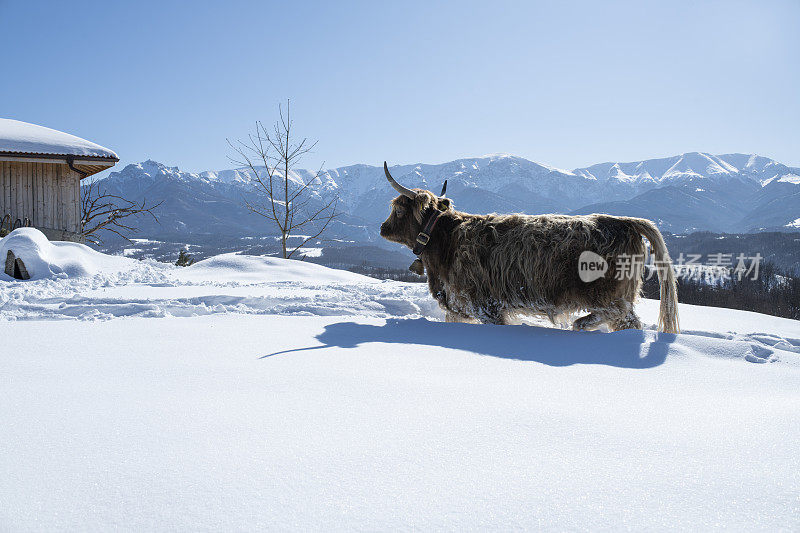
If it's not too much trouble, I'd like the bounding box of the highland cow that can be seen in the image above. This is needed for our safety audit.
[379,162,679,333]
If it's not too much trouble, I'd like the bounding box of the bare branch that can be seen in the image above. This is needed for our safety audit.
[231,100,339,259]
[80,179,162,244]
[287,203,339,259]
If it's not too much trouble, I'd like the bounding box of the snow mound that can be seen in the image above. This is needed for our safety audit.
[0,228,132,280]
[0,245,441,321]
[0,118,117,159]
[175,253,376,284]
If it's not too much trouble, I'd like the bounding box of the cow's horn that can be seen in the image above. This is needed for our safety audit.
[384,161,417,199]
[440,180,447,197]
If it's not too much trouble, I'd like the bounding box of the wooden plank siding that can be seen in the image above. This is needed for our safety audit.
[2,162,9,220]
[74,169,81,233]
[47,165,56,228]
[55,165,62,231]
[35,163,44,227]
[14,163,22,223]
[0,161,82,240]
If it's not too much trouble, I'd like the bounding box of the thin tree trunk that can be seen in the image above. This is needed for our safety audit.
[283,150,289,258]
[229,100,338,261]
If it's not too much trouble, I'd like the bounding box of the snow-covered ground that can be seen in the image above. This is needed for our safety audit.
[1,229,799,530]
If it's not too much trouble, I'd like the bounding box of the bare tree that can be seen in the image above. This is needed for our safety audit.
[228,100,339,259]
[80,179,162,245]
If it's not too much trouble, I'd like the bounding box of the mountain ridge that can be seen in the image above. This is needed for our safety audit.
[95,152,800,247]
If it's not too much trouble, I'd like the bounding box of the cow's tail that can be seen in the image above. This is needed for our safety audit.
[626,218,680,334]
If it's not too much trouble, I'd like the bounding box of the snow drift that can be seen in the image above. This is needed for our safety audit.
[176,252,374,284]
[0,228,131,280]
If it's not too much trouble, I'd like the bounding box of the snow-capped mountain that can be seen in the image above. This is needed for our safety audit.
[94,152,800,248]
[571,153,800,233]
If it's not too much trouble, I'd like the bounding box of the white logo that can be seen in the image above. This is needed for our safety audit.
[578,251,607,282]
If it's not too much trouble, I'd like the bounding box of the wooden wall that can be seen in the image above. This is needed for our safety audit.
[0,161,81,237]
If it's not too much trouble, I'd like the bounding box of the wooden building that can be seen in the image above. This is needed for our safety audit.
[0,119,118,242]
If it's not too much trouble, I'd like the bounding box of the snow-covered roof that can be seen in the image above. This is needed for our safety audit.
[0,118,118,160]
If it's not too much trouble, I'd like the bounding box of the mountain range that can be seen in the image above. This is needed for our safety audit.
[96,152,800,249]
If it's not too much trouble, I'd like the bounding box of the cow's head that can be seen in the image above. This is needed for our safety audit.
[379,162,452,248]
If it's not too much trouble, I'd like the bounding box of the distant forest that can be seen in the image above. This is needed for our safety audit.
[642,262,800,321]
[662,232,800,272]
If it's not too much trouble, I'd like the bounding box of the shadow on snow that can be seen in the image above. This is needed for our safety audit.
[261,318,676,369]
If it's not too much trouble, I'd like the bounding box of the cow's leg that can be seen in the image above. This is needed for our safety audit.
[445,310,475,323]
[482,314,510,325]
[574,301,641,332]
[609,310,642,331]
[477,305,511,325]
[572,312,605,331]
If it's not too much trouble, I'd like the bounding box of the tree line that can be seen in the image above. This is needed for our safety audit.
[642,261,800,320]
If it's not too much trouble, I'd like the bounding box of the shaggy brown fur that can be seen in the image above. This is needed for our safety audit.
[380,189,679,333]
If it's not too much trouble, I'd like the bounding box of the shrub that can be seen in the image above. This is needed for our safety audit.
[175,250,195,267]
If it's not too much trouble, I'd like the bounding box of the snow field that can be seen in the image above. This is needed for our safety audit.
[1,228,799,530]
[1,315,799,530]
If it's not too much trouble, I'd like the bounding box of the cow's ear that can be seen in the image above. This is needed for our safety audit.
[438,198,452,211]
[413,194,431,223]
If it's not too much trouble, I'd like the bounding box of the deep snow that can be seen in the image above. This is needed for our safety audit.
[1,228,131,280]
[1,229,799,530]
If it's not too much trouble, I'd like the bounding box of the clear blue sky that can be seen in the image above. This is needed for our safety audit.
[1,0,798,179]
